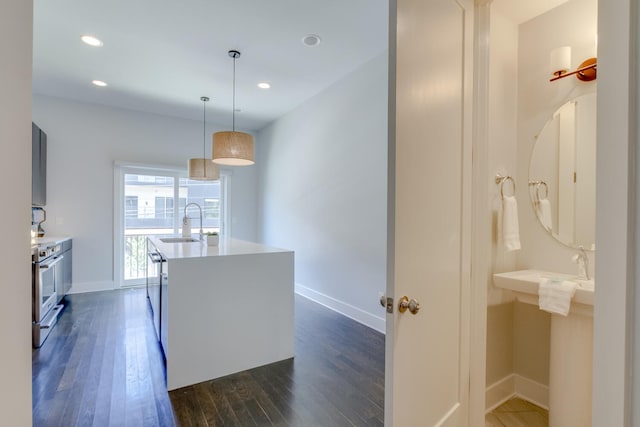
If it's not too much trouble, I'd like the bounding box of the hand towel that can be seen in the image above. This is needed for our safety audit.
[538,278,577,316]
[502,196,521,251]
[536,198,553,231]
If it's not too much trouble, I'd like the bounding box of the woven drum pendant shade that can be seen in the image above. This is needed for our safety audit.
[188,158,219,180]
[188,96,220,180]
[212,131,255,166]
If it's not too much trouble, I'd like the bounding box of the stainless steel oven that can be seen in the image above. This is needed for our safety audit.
[32,244,64,347]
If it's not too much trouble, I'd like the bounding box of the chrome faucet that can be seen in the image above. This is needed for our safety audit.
[184,203,203,240]
[575,245,590,280]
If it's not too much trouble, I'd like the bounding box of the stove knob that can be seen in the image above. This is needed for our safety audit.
[40,250,47,257]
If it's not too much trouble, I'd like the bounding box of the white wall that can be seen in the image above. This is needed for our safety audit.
[0,0,33,424]
[486,0,598,406]
[488,5,519,303]
[516,0,597,274]
[33,95,258,293]
[256,52,388,332]
[485,4,520,395]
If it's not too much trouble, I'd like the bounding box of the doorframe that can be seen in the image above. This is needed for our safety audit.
[593,0,636,424]
[469,0,492,424]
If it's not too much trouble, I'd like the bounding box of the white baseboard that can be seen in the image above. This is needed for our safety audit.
[486,374,515,413]
[295,283,386,334]
[67,280,116,294]
[485,374,549,413]
[514,375,549,410]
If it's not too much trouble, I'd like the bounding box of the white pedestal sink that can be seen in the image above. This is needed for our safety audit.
[493,270,594,427]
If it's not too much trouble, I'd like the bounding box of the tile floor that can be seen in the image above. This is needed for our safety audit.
[486,397,548,427]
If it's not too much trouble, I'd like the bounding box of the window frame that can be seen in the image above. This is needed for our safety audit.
[113,162,230,287]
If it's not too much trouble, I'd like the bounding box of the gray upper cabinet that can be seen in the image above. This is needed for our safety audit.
[32,122,47,206]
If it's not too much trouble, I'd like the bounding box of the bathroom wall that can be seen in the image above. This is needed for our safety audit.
[485,4,519,399]
[486,0,597,411]
[516,0,597,274]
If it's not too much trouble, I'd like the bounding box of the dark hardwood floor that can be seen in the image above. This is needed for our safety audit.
[32,288,385,426]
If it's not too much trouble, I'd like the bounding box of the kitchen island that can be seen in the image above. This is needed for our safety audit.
[148,236,294,391]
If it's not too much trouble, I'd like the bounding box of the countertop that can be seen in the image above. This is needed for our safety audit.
[148,236,292,260]
[31,235,71,248]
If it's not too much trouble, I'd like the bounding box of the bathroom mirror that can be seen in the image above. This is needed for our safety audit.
[528,92,596,250]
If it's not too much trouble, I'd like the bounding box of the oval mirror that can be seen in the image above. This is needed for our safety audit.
[528,92,596,250]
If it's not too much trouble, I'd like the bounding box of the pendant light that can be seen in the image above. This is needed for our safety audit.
[189,96,220,180]
[212,50,255,166]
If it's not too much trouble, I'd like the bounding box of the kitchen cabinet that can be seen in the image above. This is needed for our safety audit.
[61,239,72,297]
[160,262,168,358]
[32,122,47,206]
[55,238,72,304]
[146,238,163,346]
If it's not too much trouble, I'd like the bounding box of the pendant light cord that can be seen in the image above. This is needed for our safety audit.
[202,98,206,158]
[232,55,236,132]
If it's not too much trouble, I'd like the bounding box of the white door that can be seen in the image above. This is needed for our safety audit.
[386,0,473,425]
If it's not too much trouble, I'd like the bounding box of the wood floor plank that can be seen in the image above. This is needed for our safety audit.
[33,289,384,426]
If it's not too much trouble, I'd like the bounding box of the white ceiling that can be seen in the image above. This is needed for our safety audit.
[33,0,389,131]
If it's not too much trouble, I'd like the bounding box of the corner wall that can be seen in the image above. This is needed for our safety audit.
[256,52,388,332]
[0,0,33,424]
[32,95,258,293]
[485,4,519,405]
[486,0,598,411]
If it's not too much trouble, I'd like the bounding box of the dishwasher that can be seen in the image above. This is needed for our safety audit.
[146,238,164,343]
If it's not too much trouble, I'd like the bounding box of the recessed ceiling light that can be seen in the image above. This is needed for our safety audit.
[302,34,321,47]
[92,80,108,87]
[257,82,271,89]
[81,35,103,47]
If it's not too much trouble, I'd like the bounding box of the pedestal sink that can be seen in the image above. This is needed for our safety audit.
[493,270,594,427]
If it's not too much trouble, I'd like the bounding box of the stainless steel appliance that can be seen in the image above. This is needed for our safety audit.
[32,243,64,347]
[146,239,165,346]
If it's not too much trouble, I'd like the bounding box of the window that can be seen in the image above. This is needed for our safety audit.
[155,196,174,219]
[115,164,229,287]
[204,198,220,220]
[125,196,138,218]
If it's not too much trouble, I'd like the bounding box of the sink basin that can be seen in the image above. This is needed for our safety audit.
[493,269,594,306]
[159,237,200,243]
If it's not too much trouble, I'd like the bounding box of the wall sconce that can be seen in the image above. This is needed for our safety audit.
[549,46,597,82]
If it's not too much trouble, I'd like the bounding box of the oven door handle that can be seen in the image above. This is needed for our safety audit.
[40,255,63,270]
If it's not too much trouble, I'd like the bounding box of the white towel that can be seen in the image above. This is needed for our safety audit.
[538,278,577,316]
[502,196,521,251]
[536,198,553,231]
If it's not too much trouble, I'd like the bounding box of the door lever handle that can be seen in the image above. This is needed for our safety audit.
[398,296,420,315]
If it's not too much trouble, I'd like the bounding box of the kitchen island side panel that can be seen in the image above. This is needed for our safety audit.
[166,251,294,390]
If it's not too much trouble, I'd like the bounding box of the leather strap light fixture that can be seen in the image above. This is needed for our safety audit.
[212,50,255,166]
[188,96,220,180]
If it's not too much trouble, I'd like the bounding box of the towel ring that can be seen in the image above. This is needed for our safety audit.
[536,181,549,201]
[495,174,516,199]
[528,180,549,202]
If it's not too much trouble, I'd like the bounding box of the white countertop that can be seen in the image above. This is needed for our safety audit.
[149,236,292,260]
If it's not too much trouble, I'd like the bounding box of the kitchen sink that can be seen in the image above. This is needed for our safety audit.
[159,237,200,243]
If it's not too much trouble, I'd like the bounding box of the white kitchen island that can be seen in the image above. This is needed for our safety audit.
[148,236,294,391]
